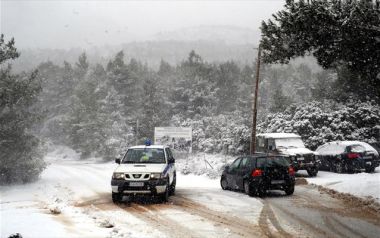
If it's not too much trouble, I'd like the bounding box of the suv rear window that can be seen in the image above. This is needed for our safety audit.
[256,156,289,168]
[122,148,166,164]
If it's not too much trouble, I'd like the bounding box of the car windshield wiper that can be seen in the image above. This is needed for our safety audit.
[122,161,136,164]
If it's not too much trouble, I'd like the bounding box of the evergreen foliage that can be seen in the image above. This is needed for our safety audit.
[0,35,45,184]
[258,99,380,150]
[33,48,379,158]
[261,0,380,98]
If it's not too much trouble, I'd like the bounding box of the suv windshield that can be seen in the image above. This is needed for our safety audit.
[122,148,166,164]
[256,156,289,168]
[275,138,305,149]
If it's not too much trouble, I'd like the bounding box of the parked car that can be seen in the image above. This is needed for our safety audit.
[256,133,320,177]
[316,141,380,173]
[369,142,380,154]
[220,154,295,197]
[111,143,176,203]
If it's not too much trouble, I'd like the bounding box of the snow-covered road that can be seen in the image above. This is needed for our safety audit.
[1,154,380,238]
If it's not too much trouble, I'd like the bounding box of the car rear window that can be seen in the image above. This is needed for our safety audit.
[256,156,289,168]
[348,145,366,153]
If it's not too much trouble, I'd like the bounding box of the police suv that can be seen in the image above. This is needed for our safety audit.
[111,143,176,203]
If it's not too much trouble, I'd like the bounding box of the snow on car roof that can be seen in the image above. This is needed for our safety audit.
[334,141,378,153]
[129,145,167,149]
[316,141,379,156]
[256,133,301,139]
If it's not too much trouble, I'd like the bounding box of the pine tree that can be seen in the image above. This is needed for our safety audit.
[171,51,218,118]
[261,0,380,98]
[0,35,45,184]
[216,61,240,113]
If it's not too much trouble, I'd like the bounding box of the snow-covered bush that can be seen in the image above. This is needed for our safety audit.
[258,100,380,149]
[175,153,235,178]
[175,111,251,155]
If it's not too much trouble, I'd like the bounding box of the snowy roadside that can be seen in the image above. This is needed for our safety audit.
[0,148,247,238]
[181,153,380,203]
[302,168,380,202]
[2,147,380,238]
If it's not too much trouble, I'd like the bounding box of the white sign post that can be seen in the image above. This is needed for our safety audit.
[154,127,192,153]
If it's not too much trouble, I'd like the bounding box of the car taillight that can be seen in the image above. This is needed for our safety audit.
[347,153,359,159]
[251,169,263,177]
[288,167,295,176]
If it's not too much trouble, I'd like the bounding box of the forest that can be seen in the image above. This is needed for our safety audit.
[1,0,379,184]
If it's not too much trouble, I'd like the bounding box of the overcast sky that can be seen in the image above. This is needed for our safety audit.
[1,0,284,49]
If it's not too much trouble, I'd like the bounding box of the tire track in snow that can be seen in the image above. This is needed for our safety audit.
[296,188,371,238]
[268,203,333,238]
[326,216,368,238]
[170,195,265,237]
[122,203,197,238]
[259,201,292,238]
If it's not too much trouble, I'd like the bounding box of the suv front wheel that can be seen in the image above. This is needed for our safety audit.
[160,178,169,203]
[112,192,121,203]
[306,167,318,177]
[169,173,176,196]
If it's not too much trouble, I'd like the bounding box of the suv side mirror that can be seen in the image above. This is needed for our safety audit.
[115,158,121,164]
[168,158,175,164]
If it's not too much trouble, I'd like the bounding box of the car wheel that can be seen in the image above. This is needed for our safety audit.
[365,166,375,173]
[257,186,267,197]
[329,162,335,172]
[112,192,121,203]
[344,163,354,173]
[307,167,318,177]
[284,185,295,195]
[220,177,229,190]
[169,173,176,196]
[335,161,343,173]
[160,179,169,203]
[244,180,254,197]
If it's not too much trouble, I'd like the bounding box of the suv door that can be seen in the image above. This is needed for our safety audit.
[226,158,242,189]
[165,148,175,184]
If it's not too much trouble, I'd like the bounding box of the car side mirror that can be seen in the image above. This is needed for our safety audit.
[224,165,230,171]
[115,158,121,164]
[168,158,175,164]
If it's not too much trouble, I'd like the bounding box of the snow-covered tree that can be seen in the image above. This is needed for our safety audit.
[259,100,380,149]
[0,35,45,184]
[261,0,380,98]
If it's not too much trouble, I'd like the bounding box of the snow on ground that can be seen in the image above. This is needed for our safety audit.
[2,147,380,237]
[0,148,240,238]
[302,167,380,201]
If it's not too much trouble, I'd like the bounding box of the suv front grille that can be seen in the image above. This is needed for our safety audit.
[124,173,150,181]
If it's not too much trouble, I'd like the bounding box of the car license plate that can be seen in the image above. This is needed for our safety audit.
[363,156,372,160]
[297,157,304,161]
[271,180,284,185]
[129,182,144,187]
[366,161,372,165]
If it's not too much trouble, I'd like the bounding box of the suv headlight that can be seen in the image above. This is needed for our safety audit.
[150,173,163,179]
[113,172,125,179]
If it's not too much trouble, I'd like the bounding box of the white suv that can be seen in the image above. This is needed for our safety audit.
[111,144,176,203]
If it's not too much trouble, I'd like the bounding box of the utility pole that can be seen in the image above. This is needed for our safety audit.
[135,119,139,145]
[250,46,262,154]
